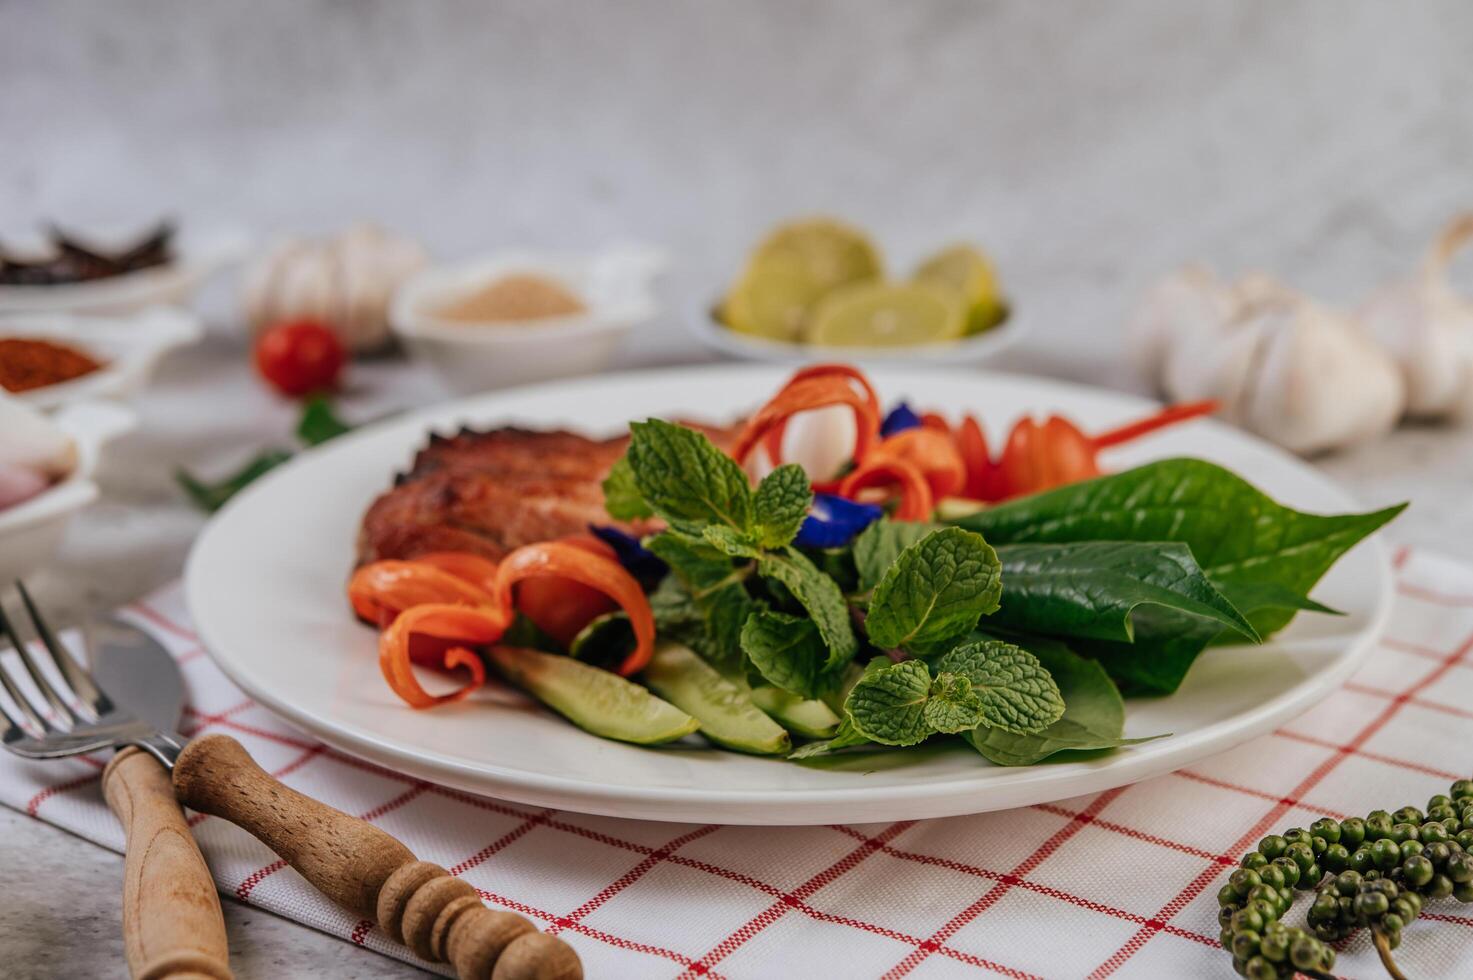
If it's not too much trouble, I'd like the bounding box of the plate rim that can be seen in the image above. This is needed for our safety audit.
[185,363,1394,824]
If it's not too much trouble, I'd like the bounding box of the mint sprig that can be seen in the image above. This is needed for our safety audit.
[865,527,1001,655]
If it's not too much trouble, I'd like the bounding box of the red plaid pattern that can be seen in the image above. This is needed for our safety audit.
[3,546,1472,979]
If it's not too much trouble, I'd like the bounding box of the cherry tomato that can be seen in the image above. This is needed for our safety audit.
[254,319,345,397]
[513,535,620,649]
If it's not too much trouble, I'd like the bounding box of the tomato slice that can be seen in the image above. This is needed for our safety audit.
[494,540,656,676]
[512,535,620,649]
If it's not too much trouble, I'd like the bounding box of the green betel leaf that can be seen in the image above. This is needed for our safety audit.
[741,611,829,698]
[924,672,984,734]
[757,548,858,668]
[844,659,935,746]
[953,458,1403,636]
[1213,580,1341,618]
[967,637,1165,765]
[702,525,763,558]
[934,639,1064,735]
[865,527,1002,655]
[853,519,942,590]
[991,541,1258,644]
[752,464,813,548]
[627,419,753,533]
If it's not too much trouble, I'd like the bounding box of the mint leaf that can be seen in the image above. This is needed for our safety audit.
[934,639,1064,735]
[853,519,941,590]
[924,672,984,733]
[740,611,828,698]
[757,548,858,668]
[646,532,755,667]
[954,458,1403,636]
[752,464,813,548]
[865,527,1001,655]
[627,419,753,533]
[844,660,935,746]
[991,541,1258,644]
[967,637,1164,765]
[296,396,352,446]
[602,456,654,521]
[702,525,763,558]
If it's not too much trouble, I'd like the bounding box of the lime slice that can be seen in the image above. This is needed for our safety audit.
[723,262,827,340]
[914,244,1008,334]
[805,282,965,348]
[748,217,883,293]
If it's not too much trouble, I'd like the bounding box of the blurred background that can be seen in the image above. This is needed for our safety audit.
[3,0,1473,610]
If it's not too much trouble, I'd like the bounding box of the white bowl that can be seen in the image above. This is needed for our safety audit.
[690,302,1027,365]
[0,232,247,317]
[390,247,663,394]
[2,307,203,409]
[0,400,136,581]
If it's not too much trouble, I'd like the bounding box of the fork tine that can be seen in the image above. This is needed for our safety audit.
[0,597,78,726]
[0,645,52,738]
[16,581,108,716]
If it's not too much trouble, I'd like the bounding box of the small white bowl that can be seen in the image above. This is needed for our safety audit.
[0,400,136,582]
[689,303,1027,365]
[390,247,663,393]
[0,232,247,317]
[2,306,203,410]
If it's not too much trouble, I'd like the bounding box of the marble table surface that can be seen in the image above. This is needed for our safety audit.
[4,333,1472,979]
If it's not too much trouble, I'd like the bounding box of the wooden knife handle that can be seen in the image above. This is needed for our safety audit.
[172,734,581,980]
[102,747,233,980]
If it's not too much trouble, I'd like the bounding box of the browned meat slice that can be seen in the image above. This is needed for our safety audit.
[357,420,742,565]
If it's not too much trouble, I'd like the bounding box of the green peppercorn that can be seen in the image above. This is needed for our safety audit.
[1335,870,1362,895]
[1430,793,1455,810]
[1246,884,1281,914]
[1271,857,1301,888]
[1300,864,1322,889]
[1402,854,1435,887]
[1244,956,1278,980]
[1232,907,1266,933]
[1249,898,1279,922]
[1400,839,1425,861]
[1372,838,1402,870]
[1348,847,1375,874]
[1366,811,1394,839]
[1310,818,1341,844]
[1422,821,1452,844]
[1218,883,1241,907]
[1447,852,1473,883]
[1289,936,1324,971]
[1391,897,1418,922]
[1427,874,1456,899]
[1310,891,1340,921]
[1219,906,1238,928]
[1455,882,1473,903]
[1320,843,1349,874]
[1426,841,1453,868]
[1257,835,1288,861]
[1283,828,1313,846]
[1402,891,1423,917]
[1232,929,1262,960]
[1241,851,1269,871]
[1230,868,1263,899]
[1220,927,1235,951]
[1459,830,1473,850]
[1340,817,1366,849]
[1450,779,1473,800]
[1390,822,1420,844]
[1259,927,1291,962]
[1428,805,1458,823]
[1395,806,1426,825]
[1284,842,1315,873]
[1354,890,1391,919]
[1232,954,1249,976]
[1256,864,1286,890]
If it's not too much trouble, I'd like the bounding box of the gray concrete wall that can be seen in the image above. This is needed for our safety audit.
[4,0,1472,378]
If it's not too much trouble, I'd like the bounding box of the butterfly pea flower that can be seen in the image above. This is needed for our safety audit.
[794,493,884,549]
[880,401,923,437]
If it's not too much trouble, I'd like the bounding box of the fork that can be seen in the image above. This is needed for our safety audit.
[0,583,230,980]
[0,584,582,980]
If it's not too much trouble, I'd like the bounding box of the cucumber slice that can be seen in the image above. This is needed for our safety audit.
[643,643,791,755]
[488,646,698,745]
[750,685,841,739]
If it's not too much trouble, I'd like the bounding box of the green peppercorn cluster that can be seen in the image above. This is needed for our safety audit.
[1218,779,1473,978]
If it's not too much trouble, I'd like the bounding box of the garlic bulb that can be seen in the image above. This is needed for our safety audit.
[1357,214,1473,420]
[1129,269,1405,455]
[242,224,428,353]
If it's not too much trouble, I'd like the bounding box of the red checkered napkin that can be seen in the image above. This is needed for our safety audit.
[3,547,1472,979]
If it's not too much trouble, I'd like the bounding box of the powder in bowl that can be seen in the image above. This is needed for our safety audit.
[0,337,104,392]
[435,273,585,323]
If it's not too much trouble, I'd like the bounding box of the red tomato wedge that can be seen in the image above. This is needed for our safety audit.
[494,540,656,676]
[511,535,621,650]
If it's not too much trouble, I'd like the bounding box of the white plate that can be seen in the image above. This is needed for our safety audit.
[689,306,1026,365]
[185,366,1393,825]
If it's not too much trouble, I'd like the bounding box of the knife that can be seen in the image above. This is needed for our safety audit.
[92,617,582,980]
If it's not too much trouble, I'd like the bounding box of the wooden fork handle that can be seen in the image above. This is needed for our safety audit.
[172,734,581,980]
[102,747,232,980]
